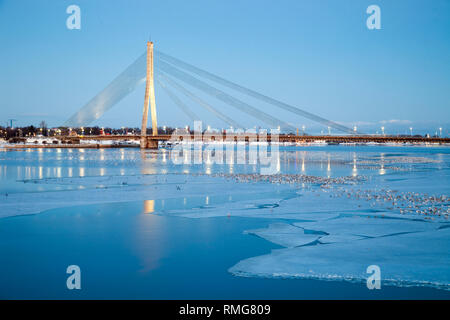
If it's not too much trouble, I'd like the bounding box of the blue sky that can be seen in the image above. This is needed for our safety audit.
[0,0,449,135]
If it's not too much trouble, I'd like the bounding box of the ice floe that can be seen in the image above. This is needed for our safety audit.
[244,223,320,248]
[229,228,450,290]
[293,216,440,238]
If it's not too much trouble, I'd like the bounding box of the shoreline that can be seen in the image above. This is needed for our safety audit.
[1,142,450,149]
[0,144,139,149]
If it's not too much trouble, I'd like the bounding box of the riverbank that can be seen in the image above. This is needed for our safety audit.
[0,144,138,149]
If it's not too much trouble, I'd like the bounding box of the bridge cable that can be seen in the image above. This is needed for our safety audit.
[156,72,244,129]
[156,59,295,131]
[156,50,356,134]
[64,52,147,127]
[156,77,201,123]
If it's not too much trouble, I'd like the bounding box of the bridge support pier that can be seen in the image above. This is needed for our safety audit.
[141,138,158,149]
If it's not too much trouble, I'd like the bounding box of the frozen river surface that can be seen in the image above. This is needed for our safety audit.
[0,145,449,299]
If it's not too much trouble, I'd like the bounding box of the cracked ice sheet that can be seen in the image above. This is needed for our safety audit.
[159,187,383,220]
[294,216,441,238]
[229,228,450,290]
[158,195,341,221]
[0,175,292,218]
[274,189,379,214]
[372,167,450,195]
[280,188,438,222]
[319,234,365,243]
[244,223,320,248]
[157,197,292,219]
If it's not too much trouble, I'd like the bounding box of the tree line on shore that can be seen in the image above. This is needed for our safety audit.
[0,125,179,139]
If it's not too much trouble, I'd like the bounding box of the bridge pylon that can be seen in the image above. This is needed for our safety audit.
[141,41,158,148]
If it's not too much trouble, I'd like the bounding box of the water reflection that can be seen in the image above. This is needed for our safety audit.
[1,147,447,209]
[143,200,155,214]
[135,202,165,272]
[140,150,157,175]
[379,153,386,175]
[327,154,331,177]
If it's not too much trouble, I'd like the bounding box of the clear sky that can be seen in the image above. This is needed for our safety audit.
[0,0,449,135]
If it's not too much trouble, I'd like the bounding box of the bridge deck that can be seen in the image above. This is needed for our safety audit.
[69,134,450,144]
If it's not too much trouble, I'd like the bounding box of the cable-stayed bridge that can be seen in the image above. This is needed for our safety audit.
[64,42,448,148]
